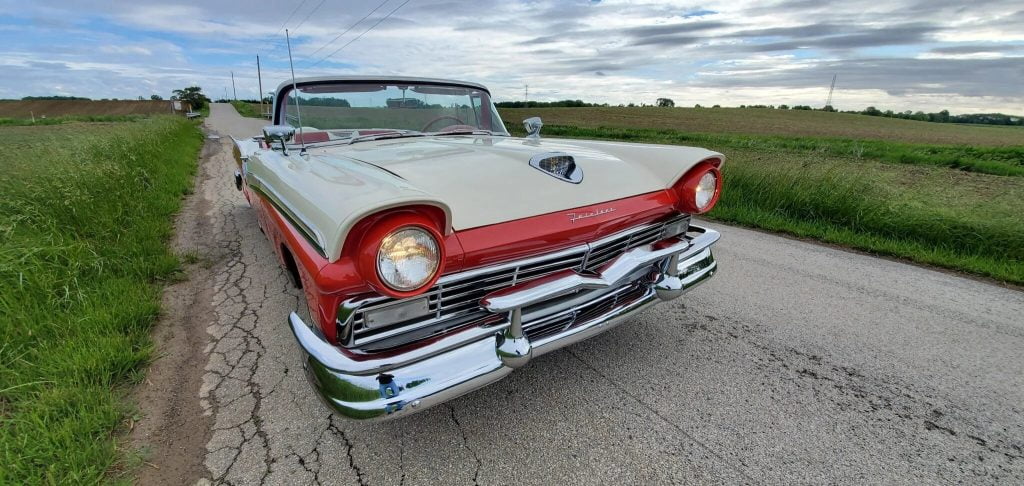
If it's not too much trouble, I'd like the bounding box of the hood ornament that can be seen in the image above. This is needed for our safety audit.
[529,152,583,184]
[523,117,543,139]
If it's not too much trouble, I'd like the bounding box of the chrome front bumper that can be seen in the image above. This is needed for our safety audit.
[288,225,720,421]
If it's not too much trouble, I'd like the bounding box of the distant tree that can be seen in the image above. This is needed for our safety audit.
[656,98,675,107]
[494,99,602,108]
[150,94,163,100]
[694,103,702,108]
[171,86,210,111]
[778,104,789,110]
[712,104,721,108]
[822,105,836,112]
[627,102,636,107]
[862,106,882,116]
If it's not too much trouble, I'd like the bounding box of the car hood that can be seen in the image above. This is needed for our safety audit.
[333,136,669,230]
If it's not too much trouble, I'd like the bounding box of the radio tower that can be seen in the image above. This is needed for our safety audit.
[824,74,836,111]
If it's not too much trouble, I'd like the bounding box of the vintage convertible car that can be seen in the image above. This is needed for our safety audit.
[233,76,722,420]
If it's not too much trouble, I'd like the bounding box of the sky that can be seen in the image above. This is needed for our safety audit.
[1,0,1022,114]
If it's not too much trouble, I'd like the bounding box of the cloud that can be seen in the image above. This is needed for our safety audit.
[0,0,1021,113]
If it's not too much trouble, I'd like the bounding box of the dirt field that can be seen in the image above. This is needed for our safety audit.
[0,99,182,119]
[498,107,1024,147]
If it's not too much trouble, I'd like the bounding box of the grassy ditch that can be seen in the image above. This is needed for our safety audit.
[229,100,265,119]
[505,123,1024,284]
[0,117,203,483]
[715,150,1024,283]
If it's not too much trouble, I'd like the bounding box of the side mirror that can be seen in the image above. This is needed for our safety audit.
[263,125,295,142]
[523,117,543,139]
[262,125,296,154]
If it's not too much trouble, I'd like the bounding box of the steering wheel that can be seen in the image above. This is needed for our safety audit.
[421,115,467,132]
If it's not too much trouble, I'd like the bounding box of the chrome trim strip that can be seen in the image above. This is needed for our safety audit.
[292,313,506,376]
[246,172,327,258]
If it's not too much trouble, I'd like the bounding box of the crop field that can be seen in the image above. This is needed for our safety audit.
[0,100,180,120]
[500,107,1024,147]
[0,117,202,483]
[500,108,1024,285]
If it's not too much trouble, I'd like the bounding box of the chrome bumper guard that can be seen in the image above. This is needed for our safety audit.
[289,225,720,420]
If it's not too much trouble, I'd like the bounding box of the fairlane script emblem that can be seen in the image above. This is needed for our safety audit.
[567,207,616,223]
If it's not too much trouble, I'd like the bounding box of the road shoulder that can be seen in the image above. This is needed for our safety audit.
[129,132,222,485]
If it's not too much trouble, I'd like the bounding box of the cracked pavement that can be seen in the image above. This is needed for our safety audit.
[168,104,1024,484]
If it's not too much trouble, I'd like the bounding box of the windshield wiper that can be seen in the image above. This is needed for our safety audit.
[429,129,503,136]
[348,130,425,145]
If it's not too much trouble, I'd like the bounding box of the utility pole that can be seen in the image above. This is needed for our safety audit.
[524,84,528,103]
[825,74,836,111]
[231,71,237,101]
[257,55,264,117]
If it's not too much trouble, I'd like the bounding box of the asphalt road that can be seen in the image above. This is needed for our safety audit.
[188,103,1024,485]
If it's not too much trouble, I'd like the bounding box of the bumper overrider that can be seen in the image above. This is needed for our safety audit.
[288,225,720,420]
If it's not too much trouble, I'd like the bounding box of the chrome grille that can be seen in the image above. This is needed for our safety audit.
[344,214,688,348]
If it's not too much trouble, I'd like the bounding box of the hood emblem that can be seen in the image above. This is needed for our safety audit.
[567,207,616,223]
[529,152,583,184]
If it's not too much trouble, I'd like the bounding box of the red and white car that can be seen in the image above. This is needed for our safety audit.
[233,76,722,420]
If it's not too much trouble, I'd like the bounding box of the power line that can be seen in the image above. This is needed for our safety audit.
[304,0,390,61]
[262,0,310,51]
[309,0,412,67]
[290,0,329,34]
[276,0,310,33]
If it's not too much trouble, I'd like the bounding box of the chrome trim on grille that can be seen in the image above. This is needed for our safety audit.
[339,214,689,348]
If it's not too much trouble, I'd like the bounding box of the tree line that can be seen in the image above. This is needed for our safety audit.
[498,97,1023,127]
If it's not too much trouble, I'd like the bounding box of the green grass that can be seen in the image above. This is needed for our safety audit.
[506,124,1024,177]
[504,123,1024,284]
[229,100,264,119]
[0,117,203,483]
[714,151,1024,283]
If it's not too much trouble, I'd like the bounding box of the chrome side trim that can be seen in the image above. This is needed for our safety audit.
[246,172,327,258]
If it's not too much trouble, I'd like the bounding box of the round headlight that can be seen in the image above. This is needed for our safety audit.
[695,171,717,211]
[673,160,722,214]
[376,227,440,291]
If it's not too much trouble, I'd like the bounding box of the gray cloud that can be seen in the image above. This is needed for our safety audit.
[696,57,1024,98]
[929,44,1024,54]
[1,0,1022,112]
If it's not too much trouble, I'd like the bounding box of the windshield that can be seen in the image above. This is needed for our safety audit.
[278,82,509,142]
